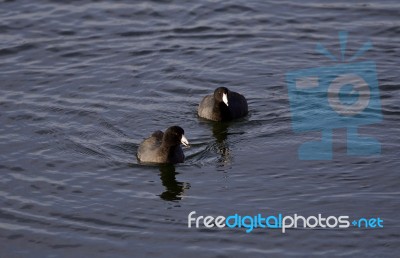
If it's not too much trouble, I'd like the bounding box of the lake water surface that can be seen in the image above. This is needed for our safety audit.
[0,0,399,257]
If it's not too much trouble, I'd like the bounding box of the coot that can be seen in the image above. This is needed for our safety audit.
[198,87,248,121]
[137,126,189,164]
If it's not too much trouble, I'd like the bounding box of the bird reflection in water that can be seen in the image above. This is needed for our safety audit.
[158,164,190,201]
[211,121,232,167]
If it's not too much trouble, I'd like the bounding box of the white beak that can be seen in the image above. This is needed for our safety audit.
[181,135,189,147]
[222,93,229,106]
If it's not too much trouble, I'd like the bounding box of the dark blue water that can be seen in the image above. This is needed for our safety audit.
[1,0,399,257]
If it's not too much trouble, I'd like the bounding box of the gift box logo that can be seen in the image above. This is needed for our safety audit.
[286,32,382,160]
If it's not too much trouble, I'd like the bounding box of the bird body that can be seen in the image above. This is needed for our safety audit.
[137,126,189,164]
[198,87,248,121]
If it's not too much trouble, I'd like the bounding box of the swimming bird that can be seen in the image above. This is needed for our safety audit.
[198,87,248,121]
[137,126,189,164]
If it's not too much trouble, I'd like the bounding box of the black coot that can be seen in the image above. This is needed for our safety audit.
[198,87,248,121]
[137,126,189,164]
